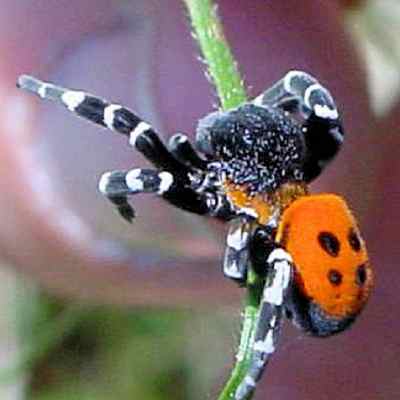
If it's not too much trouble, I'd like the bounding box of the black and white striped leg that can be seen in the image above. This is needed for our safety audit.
[223,219,253,283]
[98,170,136,222]
[235,248,293,400]
[168,133,208,171]
[98,168,175,222]
[249,226,278,276]
[17,75,186,173]
[98,167,216,222]
[17,75,221,217]
[254,70,344,182]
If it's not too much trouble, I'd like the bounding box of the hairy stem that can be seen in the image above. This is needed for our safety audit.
[183,1,263,399]
[216,291,260,400]
[183,0,247,110]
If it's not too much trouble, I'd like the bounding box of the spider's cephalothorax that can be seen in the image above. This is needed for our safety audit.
[196,103,306,194]
[17,70,372,400]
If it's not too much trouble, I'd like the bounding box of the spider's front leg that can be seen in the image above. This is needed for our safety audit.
[17,75,187,171]
[98,168,175,223]
[17,75,226,220]
[168,133,208,171]
[235,247,293,400]
[254,70,344,181]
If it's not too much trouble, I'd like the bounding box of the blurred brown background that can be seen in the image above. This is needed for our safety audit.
[0,0,399,399]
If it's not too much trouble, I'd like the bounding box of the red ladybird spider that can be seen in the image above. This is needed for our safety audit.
[17,70,373,400]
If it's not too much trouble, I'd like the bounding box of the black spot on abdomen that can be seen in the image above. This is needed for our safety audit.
[328,269,343,286]
[356,264,367,286]
[318,231,340,257]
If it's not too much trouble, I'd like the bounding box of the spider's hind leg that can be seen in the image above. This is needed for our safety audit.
[254,70,344,181]
[235,248,293,400]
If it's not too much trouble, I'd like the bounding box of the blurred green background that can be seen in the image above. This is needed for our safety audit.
[1,274,237,399]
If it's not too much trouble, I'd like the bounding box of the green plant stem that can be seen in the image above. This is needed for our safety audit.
[216,290,259,400]
[183,1,263,399]
[183,0,247,110]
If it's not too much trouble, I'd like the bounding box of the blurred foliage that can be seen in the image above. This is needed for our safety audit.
[27,302,190,400]
[9,283,235,400]
[347,0,400,114]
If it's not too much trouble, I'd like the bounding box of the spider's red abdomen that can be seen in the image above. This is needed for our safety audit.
[276,194,373,336]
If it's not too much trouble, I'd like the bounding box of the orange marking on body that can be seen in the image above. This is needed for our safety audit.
[223,181,271,224]
[276,194,373,318]
[224,180,307,225]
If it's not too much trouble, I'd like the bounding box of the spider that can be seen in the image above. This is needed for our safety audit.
[17,71,373,400]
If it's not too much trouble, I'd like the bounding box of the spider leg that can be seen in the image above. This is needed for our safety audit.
[17,75,231,218]
[249,225,278,276]
[235,248,293,400]
[254,70,344,181]
[97,170,136,222]
[98,167,216,222]
[17,75,186,172]
[168,133,208,171]
[223,219,254,283]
